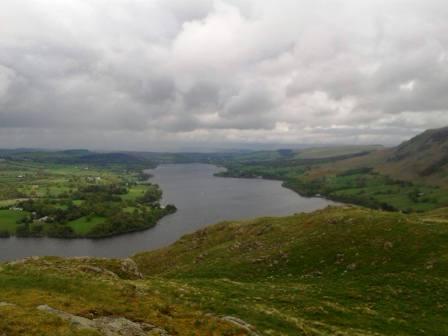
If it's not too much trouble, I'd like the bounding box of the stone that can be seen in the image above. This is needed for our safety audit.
[0,302,15,307]
[221,316,261,336]
[36,304,169,335]
[121,258,143,279]
[37,305,96,330]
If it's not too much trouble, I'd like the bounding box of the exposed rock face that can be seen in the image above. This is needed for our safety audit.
[121,258,143,279]
[37,305,169,336]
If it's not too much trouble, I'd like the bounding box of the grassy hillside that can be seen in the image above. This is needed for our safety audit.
[217,127,448,212]
[0,257,247,336]
[377,127,448,187]
[294,145,383,159]
[304,127,448,188]
[133,206,448,335]
[3,206,448,335]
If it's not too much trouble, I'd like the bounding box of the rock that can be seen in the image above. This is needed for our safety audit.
[37,305,96,330]
[77,265,119,279]
[121,258,143,279]
[37,304,169,335]
[0,302,15,307]
[94,316,148,336]
[383,241,394,250]
[221,316,260,336]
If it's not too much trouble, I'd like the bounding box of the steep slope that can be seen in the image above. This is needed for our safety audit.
[377,127,448,186]
[300,127,448,188]
[294,145,383,159]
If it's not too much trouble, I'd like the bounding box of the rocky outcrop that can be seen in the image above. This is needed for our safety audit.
[6,256,143,280]
[76,264,120,279]
[121,258,143,279]
[37,305,169,336]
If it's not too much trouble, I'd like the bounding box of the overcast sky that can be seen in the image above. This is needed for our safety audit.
[1,0,448,150]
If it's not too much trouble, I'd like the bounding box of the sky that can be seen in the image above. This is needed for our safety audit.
[1,0,448,151]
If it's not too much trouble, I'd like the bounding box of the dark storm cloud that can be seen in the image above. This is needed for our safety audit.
[1,0,448,150]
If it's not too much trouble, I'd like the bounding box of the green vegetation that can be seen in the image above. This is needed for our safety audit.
[0,210,27,236]
[67,216,106,235]
[216,133,448,213]
[0,157,176,238]
[133,206,448,335]
[294,145,383,159]
[219,160,448,212]
[285,169,448,212]
[0,257,243,336]
[3,206,448,335]
[2,128,448,334]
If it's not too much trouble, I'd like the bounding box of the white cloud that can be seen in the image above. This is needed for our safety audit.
[0,0,447,150]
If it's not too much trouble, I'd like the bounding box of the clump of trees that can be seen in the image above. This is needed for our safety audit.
[15,181,176,238]
[137,185,162,205]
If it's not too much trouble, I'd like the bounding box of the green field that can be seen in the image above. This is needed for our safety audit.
[67,216,106,235]
[0,158,174,238]
[0,210,27,233]
[222,160,448,212]
[120,185,147,201]
[0,199,21,208]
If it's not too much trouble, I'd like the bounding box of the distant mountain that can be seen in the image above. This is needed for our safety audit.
[1,149,150,167]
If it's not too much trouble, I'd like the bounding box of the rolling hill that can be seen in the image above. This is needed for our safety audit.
[2,206,448,335]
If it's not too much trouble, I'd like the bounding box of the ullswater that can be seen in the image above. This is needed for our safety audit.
[0,164,335,260]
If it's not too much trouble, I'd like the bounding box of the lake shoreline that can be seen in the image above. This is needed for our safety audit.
[0,163,335,261]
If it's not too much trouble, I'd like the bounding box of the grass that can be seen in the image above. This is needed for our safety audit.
[72,200,84,206]
[0,159,170,238]
[123,206,138,213]
[133,206,448,335]
[295,145,382,159]
[67,216,106,235]
[0,258,247,336]
[120,185,147,201]
[224,160,448,212]
[0,199,20,208]
[0,210,27,233]
[315,172,448,211]
[3,206,448,334]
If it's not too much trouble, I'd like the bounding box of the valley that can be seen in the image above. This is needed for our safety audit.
[2,127,448,335]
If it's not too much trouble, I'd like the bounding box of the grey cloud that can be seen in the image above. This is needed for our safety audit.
[0,0,448,150]
[183,81,221,110]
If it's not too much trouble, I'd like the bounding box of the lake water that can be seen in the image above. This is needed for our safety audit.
[0,164,335,261]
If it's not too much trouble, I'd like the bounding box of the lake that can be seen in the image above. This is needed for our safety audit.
[0,164,335,261]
